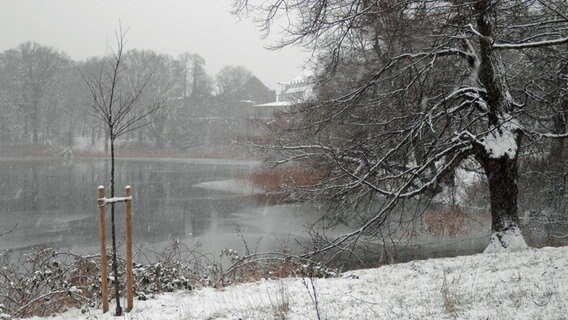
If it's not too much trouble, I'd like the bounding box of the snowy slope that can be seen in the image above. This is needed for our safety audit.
[24,246,567,320]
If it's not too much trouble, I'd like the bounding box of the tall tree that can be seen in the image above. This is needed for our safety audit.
[214,65,253,143]
[215,65,252,99]
[1,42,68,143]
[0,53,20,143]
[170,53,214,148]
[235,0,568,254]
[125,50,182,148]
[180,52,212,99]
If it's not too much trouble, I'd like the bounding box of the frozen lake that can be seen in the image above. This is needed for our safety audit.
[0,157,324,258]
[2,156,556,265]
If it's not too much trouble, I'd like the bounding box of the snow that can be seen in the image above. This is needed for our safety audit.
[193,179,265,195]
[484,226,528,253]
[480,118,521,159]
[21,246,568,320]
[481,130,517,159]
[99,196,132,204]
[493,36,568,49]
[0,305,9,320]
[290,68,315,84]
[253,101,292,107]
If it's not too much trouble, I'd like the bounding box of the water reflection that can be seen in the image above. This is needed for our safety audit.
[4,157,525,264]
[0,158,321,256]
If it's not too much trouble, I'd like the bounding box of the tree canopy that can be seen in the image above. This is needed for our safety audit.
[235,0,568,254]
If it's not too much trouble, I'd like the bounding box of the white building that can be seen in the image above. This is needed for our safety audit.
[251,68,314,120]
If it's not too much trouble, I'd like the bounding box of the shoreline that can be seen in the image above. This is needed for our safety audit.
[0,146,261,166]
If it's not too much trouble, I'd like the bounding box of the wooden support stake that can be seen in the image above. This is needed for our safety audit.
[97,186,109,313]
[124,186,134,312]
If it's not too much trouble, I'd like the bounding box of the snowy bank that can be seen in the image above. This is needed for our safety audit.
[21,246,567,320]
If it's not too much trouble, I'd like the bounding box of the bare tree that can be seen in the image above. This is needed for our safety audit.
[235,0,568,257]
[168,53,215,148]
[1,42,68,143]
[125,50,181,148]
[81,27,161,316]
[214,65,254,144]
[216,65,253,98]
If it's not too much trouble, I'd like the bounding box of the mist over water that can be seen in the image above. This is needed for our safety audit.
[0,157,323,258]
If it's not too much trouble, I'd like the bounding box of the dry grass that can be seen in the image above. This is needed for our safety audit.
[216,252,336,289]
[440,270,459,317]
[248,166,322,192]
[271,284,291,320]
[422,208,469,237]
[220,257,303,287]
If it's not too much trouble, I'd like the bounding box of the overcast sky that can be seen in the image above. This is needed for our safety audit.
[0,0,308,90]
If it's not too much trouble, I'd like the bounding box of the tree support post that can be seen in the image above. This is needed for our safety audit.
[96,185,134,313]
[97,186,109,313]
[124,186,134,312]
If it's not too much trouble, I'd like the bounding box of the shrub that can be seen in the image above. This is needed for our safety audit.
[422,208,469,237]
[248,165,322,193]
[0,242,211,317]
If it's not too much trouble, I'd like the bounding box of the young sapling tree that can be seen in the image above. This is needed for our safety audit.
[81,26,161,316]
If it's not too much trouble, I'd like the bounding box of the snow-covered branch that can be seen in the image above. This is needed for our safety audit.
[493,37,568,50]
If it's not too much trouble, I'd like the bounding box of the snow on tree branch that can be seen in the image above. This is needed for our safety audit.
[493,37,568,50]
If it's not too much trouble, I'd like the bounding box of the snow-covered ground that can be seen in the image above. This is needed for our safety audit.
[22,246,567,320]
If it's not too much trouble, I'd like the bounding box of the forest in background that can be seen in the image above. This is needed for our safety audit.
[0,41,265,153]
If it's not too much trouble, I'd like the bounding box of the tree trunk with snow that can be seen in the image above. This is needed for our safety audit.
[474,0,527,252]
[233,0,567,258]
[476,152,527,252]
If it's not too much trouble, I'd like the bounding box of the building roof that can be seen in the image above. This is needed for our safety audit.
[240,76,276,104]
[243,76,271,92]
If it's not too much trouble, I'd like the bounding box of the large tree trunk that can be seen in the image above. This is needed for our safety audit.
[473,0,527,252]
[477,153,527,252]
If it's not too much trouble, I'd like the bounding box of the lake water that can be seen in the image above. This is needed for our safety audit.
[0,157,324,258]
[3,156,556,266]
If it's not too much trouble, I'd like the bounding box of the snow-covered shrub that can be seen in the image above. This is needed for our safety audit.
[218,251,337,287]
[135,240,217,291]
[133,261,192,294]
[0,243,205,317]
[0,304,11,320]
[0,248,91,317]
[0,242,337,317]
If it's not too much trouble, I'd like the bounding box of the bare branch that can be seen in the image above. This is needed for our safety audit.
[493,37,568,50]
[0,224,17,237]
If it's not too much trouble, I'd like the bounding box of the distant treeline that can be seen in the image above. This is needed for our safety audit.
[0,41,267,151]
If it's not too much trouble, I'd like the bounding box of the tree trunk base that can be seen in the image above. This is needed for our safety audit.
[484,226,527,253]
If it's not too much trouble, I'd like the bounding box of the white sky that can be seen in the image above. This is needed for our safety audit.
[0,0,309,90]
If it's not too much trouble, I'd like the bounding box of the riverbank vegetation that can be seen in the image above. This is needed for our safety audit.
[235,0,568,258]
[0,241,335,318]
[4,245,567,319]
